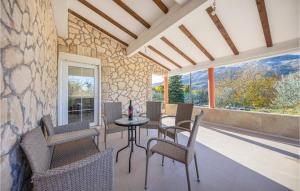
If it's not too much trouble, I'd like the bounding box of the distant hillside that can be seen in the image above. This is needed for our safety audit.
[153,54,300,89]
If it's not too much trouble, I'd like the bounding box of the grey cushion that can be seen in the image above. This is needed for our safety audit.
[41,114,55,136]
[151,141,186,163]
[50,138,99,168]
[20,128,51,173]
[47,128,100,146]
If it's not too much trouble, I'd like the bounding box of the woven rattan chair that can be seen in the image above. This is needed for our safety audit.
[41,114,100,146]
[158,103,194,142]
[103,102,127,148]
[145,111,204,191]
[20,127,114,191]
[138,101,162,143]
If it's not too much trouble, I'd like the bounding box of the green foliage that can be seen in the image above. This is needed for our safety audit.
[272,72,300,109]
[152,85,164,93]
[191,89,208,106]
[168,75,184,103]
[152,91,164,102]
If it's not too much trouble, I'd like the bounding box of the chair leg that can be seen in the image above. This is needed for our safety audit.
[185,164,191,191]
[194,153,200,182]
[139,127,141,144]
[161,155,165,166]
[172,135,176,163]
[145,155,149,189]
[104,133,107,149]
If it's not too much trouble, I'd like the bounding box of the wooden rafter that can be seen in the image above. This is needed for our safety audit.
[179,24,215,61]
[139,52,171,71]
[153,0,168,14]
[206,6,239,55]
[78,0,138,39]
[161,36,196,65]
[68,9,128,46]
[256,0,273,47]
[148,45,182,68]
[113,0,150,29]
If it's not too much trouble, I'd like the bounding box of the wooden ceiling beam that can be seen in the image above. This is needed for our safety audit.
[139,52,171,71]
[153,0,168,14]
[206,6,239,55]
[68,9,128,46]
[179,24,215,61]
[256,0,273,47]
[148,45,182,68]
[161,36,196,65]
[78,0,138,39]
[113,0,150,29]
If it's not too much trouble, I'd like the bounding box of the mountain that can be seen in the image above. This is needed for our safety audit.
[153,54,300,89]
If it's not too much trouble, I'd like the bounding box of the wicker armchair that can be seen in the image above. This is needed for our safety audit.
[158,103,194,142]
[145,111,204,191]
[102,102,127,149]
[20,127,114,191]
[138,101,162,143]
[41,115,100,146]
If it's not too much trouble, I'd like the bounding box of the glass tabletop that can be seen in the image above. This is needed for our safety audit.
[114,117,149,126]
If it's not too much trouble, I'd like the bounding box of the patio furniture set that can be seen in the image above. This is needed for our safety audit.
[20,101,203,191]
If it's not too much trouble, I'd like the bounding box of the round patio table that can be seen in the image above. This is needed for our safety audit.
[115,116,149,173]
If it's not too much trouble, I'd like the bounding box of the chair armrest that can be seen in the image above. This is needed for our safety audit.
[47,129,99,146]
[163,126,191,139]
[139,113,146,117]
[146,138,188,156]
[176,120,194,127]
[53,121,90,134]
[32,148,114,191]
[160,115,176,119]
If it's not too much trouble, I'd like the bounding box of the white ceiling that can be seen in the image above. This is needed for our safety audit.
[52,0,300,74]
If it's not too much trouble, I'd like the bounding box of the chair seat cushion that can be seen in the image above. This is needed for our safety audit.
[151,142,186,163]
[47,128,99,146]
[51,138,99,168]
[106,123,126,134]
[158,125,176,139]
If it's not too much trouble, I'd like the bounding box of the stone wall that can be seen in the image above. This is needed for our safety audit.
[0,0,57,190]
[58,13,168,113]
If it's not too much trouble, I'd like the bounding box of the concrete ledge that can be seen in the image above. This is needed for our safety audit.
[165,104,300,140]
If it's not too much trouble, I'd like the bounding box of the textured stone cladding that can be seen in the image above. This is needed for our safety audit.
[0,0,57,190]
[58,13,168,112]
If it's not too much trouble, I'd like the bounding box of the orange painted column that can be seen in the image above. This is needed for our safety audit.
[163,73,169,109]
[208,67,215,108]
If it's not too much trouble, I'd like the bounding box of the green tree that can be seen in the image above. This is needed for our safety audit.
[192,89,208,106]
[273,72,300,109]
[168,75,184,103]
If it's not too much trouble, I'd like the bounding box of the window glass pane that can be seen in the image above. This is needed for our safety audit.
[215,53,300,115]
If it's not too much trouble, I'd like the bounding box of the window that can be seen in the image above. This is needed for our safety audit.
[152,74,164,102]
[168,69,208,106]
[215,53,300,115]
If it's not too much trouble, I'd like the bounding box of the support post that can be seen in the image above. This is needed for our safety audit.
[208,67,215,108]
[163,73,169,109]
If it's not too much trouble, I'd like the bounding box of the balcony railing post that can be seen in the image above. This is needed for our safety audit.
[208,67,215,108]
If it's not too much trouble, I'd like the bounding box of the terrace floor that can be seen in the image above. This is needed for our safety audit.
[99,122,299,191]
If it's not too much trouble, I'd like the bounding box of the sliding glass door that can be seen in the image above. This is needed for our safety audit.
[60,61,98,126]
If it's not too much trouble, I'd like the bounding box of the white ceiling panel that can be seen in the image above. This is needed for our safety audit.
[214,0,266,52]
[265,0,299,43]
[69,0,133,43]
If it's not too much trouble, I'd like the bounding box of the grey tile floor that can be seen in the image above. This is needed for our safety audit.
[98,123,299,191]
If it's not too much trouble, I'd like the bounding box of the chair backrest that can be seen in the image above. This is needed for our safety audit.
[146,101,162,122]
[175,103,193,130]
[20,127,51,173]
[41,114,55,136]
[186,111,204,163]
[103,102,122,124]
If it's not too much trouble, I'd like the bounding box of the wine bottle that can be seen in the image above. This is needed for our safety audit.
[128,100,133,120]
